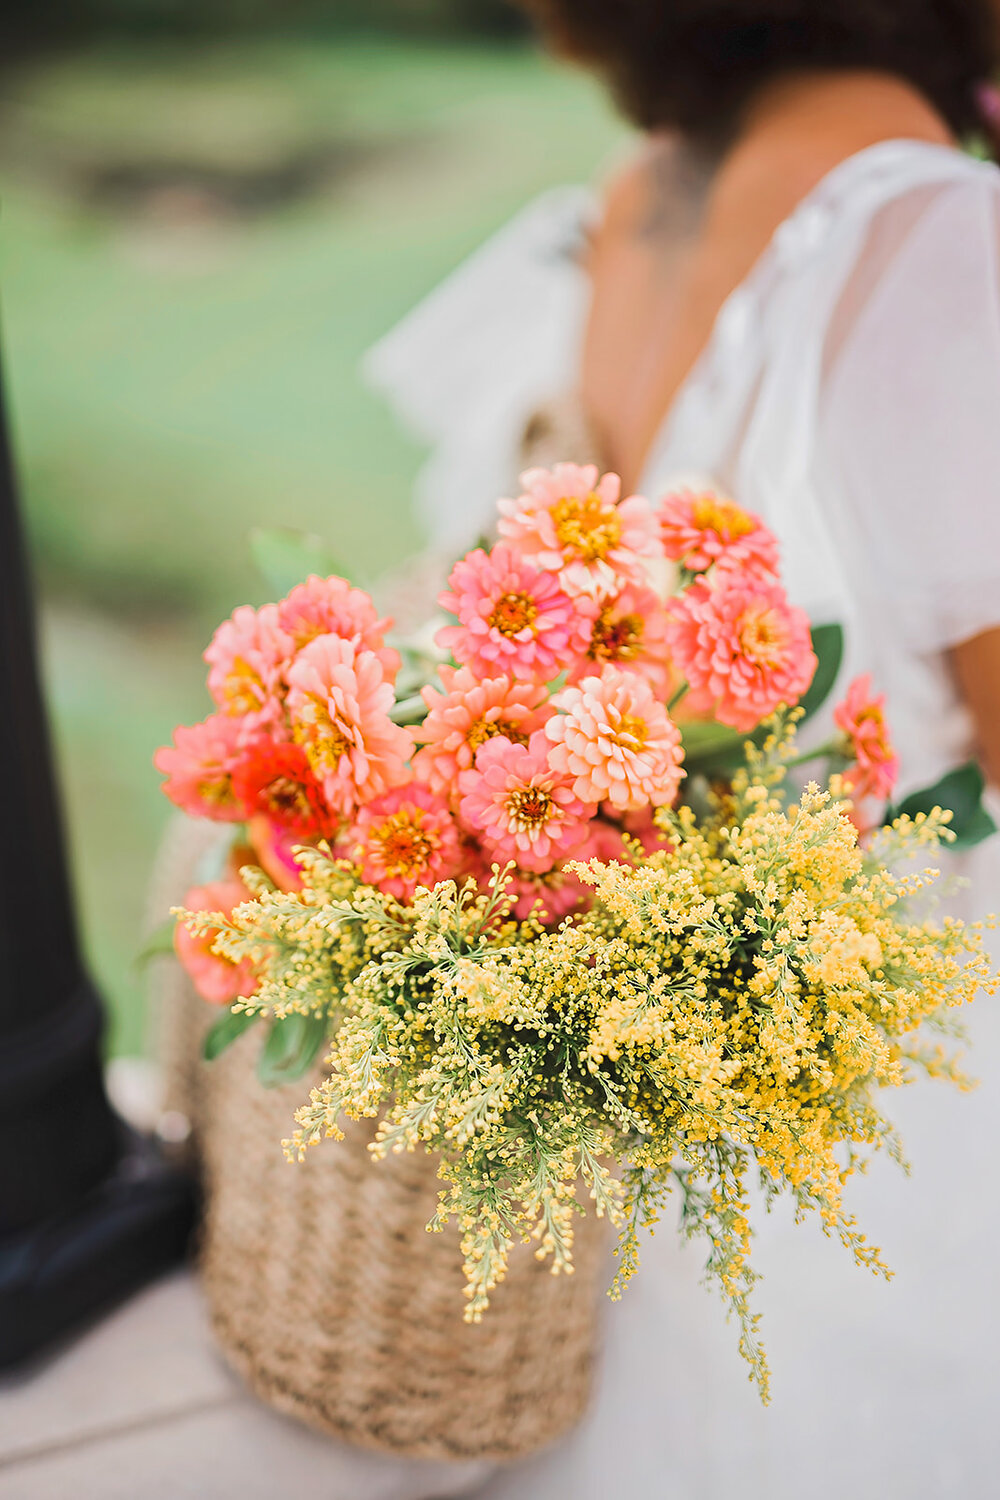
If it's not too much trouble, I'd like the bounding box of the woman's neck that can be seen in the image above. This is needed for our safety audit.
[712,70,954,218]
[585,71,957,490]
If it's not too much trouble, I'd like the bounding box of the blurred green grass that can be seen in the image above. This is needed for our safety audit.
[1,35,625,1054]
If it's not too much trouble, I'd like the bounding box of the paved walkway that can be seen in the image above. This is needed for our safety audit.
[0,1273,491,1500]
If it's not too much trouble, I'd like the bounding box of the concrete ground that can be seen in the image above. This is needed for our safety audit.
[0,1273,493,1500]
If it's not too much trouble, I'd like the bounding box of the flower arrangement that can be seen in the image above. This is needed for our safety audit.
[158,464,997,1399]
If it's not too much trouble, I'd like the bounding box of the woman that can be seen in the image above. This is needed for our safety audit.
[369,3,1000,1494]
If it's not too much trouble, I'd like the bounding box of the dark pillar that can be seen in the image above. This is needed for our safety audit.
[0,350,195,1368]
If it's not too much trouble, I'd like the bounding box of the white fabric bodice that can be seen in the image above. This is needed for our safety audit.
[364,140,1000,1497]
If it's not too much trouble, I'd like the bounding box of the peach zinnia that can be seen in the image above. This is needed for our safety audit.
[286,634,413,813]
[834,674,899,802]
[497,462,662,598]
[412,666,552,796]
[665,576,816,733]
[458,731,593,873]
[546,668,685,812]
[204,603,292,733]
[277,574,400,682]
[658,488,780,578]
[348,784,460,900]
[154,713,248,821]
[436,545,592,683]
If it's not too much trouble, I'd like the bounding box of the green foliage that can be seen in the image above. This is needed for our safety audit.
[256,1011,329,1086]
[797,622,844,722]
[887,760,998,851]
[203,1006,259,1059]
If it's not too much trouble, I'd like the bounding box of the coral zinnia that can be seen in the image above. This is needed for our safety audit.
[285,635,413,813]
[204,603,292,733]
[497,462,662,598]
[658,488,780,578]
[546,668,684,812]
[175,880,259,1006]
[569,581,673,695]
[436,545,593,683]
[834,674,899,802]
[154,713,249,821]
[277,574,400,682]
[348,784,460,900]
[665,576,816,734]
[458,730,593,873]
[413,666,552,796]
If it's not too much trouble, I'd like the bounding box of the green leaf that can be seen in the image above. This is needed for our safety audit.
[249,527,348,597]
[797,623,844,723]
[680,719,748,778]
[134,918,178,969]
[256,1012,328,1088]
[203,1007,259,1061]
[886,760,998,851]
[681,720,744,759]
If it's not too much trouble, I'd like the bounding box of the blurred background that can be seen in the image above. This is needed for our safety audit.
[1,2,626,1055]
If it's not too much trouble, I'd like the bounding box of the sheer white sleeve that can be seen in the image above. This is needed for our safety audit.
[362,187,594,556]
[819,174,1000,656]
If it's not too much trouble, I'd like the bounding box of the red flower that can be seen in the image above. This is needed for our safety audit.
[231,741,333,836]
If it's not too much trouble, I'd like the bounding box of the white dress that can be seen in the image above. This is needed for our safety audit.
[366,140,1000,1498]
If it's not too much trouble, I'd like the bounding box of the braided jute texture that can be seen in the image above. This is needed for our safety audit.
[149,816,607,1461]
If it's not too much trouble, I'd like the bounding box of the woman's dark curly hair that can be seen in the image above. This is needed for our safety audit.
[518,1,1000,144]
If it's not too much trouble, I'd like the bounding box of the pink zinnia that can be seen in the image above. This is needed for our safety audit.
[412,666,552,796]
[204,603,292,733]
[175,880,258,1007]
[277,574,400,682]
[569,581,673,696]
[285,635,413,814]
[154,713,249,822]
[658,488,780,578]
[458,731,594,873]
[497,462,662,598]
[665,576,817,734]
[834,674,899,802]
[348,784,460,900]
[546,668,684,812]
[436,545,593,683]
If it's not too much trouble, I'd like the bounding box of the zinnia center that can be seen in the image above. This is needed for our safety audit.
[223,656,267,715]
[506,784,554,831]
[293,697,351,775]
[198,773,238,810]
[615,714,648,750]
[692,495,755,541]
[489,592,538,637]
[467,716,530,752]
[551,493,622,562]
[371,813,437,877]
[263,774,315,821]
[589,607,643,663]
[738,608,788,670]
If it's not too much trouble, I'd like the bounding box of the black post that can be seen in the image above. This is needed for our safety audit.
[0,349,195,1367]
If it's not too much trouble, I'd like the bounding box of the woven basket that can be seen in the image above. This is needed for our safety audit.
[148,816,606,1461]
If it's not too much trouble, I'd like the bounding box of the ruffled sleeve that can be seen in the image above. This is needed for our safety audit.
[818,170,1000,656]
[362,187,595,557]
